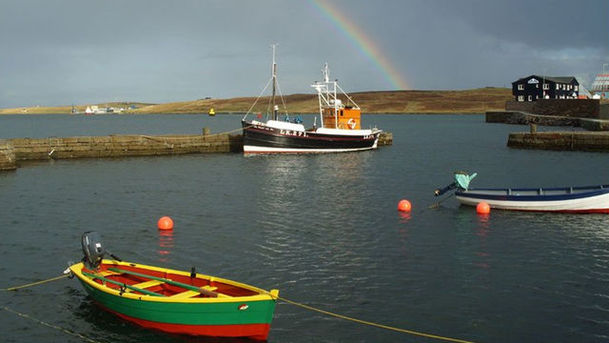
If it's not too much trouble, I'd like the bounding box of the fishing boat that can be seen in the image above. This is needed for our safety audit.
[67,232,279,340]
[435,172,609,213]
[241,46,382,154]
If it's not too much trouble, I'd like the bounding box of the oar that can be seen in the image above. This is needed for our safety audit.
[108,267,219,297]
[82,271,165,297]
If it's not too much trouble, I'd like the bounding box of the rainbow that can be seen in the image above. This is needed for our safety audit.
[309,0,410,90]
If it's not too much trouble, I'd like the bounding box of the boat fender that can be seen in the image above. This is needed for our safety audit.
[190,267,196,278]
[347,118,356,129]
[63,265,75,279]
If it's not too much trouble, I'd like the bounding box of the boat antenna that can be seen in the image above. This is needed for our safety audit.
[323,63,330,83]
[271,43,278,121]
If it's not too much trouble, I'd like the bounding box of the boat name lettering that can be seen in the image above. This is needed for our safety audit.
[254,125,272,131]
[280,129,307,137]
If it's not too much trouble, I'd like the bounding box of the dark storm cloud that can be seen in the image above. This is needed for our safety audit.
[437,0,608,50]
[0,0,607,107]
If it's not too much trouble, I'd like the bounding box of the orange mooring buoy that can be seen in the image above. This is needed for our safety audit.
[476,202,490,214]
[397,199,412,212]
[157,216,174,230]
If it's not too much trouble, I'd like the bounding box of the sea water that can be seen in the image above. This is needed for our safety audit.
[0,114,608,342]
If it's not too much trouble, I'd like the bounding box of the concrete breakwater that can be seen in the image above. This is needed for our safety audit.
[508,131,609,152]
[0,131,392,170]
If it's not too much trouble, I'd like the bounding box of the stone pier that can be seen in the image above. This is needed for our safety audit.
[0,140,17,170]
[508,131,609,152]
[0,131,393,170]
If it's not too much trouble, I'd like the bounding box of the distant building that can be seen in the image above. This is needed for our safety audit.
[590,73,609,98]
[512,75,579,102]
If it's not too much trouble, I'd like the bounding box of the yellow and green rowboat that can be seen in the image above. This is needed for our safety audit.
[69,233,278,340]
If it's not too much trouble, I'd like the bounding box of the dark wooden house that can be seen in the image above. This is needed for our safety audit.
[512,75,579,102]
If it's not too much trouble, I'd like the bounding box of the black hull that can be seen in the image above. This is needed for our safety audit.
[241,120,379,153]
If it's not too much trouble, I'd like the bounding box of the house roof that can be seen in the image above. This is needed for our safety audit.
[512,75,578,84]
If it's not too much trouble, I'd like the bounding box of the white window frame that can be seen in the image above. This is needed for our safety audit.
[518,95,524,102]
[518,84,524,90]
[543,83,549,90]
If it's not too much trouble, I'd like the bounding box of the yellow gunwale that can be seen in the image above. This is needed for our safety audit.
[69,259,279,304]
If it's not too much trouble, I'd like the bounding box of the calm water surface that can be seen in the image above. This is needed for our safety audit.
[1,114,608,342]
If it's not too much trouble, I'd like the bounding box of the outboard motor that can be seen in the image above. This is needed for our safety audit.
[434,171,477,196]
[81,231,105,269]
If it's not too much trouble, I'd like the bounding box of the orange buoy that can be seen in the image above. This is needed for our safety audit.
[157,216,174,230]
[476,202,490,214]
[397,199,412,212]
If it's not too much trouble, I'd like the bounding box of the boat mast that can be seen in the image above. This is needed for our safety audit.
[327,64,339,128]
[321,63,338,128]
[271,44,278,121]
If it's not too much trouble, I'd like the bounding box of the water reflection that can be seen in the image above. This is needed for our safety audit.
[396,213,410,258]
[398,211,412,223]
[158,230,174,263]
[474,213,491,269]
[454,209,492,271]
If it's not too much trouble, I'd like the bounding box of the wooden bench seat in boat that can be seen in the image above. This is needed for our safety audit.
[169,286,230,299]
[98,270,120,277]
[126,280,164,291]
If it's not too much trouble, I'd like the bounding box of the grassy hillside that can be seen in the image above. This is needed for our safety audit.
[0,88,513,115]
[0,102,153,115]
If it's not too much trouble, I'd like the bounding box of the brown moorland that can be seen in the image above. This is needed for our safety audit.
[0,88,512,115]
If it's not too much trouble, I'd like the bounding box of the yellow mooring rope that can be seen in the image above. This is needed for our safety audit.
[1,306,104,343]
[2,274,104,343]
[275,295,476,343]
[1,274,70,291]
[2,274,475,342]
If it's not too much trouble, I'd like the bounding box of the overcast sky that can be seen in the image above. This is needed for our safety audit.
[1,0,607,107]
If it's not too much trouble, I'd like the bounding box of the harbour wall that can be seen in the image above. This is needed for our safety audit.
[505,99,608,119]
[0,140,17,170]
[488,99,609,131]
[0,131,393,170]
[11,133,243,161]
[486,111,578,126]
[508,131,609,152]
[486,111,609,131]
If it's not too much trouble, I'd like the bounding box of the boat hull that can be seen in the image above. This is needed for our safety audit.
[242,120,380,153]
[455,185,609,213]
[70,261,277,340]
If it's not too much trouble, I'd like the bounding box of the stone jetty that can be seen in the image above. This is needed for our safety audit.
[487,99,609,152]
[0,130,393,170]
[0,140,17,170]
[508,131,609,152]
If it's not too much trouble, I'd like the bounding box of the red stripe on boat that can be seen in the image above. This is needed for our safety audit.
[100,304,271,341]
